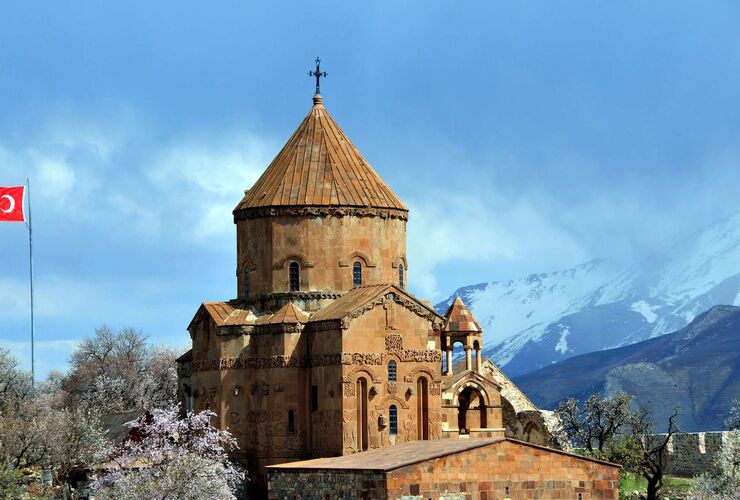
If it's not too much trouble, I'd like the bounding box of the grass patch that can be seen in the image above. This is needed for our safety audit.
[619,471,694,497]
[619,471,645,493]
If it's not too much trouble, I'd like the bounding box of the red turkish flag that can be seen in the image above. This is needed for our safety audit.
[0,186,25,222]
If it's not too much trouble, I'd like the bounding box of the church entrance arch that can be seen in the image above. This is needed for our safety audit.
[457,386,487,434]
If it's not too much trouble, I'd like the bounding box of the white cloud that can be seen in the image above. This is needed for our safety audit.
[406,188,588,299]
[35,157,76,199]
[147,133,276,243]
[149,136,271,196]
[0,111,279,246]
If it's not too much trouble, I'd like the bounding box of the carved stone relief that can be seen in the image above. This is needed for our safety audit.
[342,409,357,452]
[342,365,381,384]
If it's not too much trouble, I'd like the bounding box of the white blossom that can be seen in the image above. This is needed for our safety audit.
[90,405,244,499]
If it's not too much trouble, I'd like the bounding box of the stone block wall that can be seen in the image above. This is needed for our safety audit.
[268,470,386,499]
[237,214,407,301]
[652,431,729,477]
[268,439,619,499]
[384,440,618,500]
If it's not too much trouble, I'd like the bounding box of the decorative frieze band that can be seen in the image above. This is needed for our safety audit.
[234,206,408,222]
[190,349,441,373]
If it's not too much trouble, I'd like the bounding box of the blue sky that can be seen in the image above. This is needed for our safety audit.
[1,1,740,378]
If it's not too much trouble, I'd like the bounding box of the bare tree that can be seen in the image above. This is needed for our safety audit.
[629,407,681,500]
[59,326,178,413]
[556,392,682,500]
[0,349,108,491]
[0,348,33,410]
[555,392,635,452]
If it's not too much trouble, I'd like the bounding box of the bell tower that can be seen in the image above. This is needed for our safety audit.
[441,297,483,375]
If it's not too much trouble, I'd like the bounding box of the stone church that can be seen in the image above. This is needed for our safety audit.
[176,92,567,495]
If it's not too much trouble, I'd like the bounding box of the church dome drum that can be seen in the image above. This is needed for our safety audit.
[233,95,408,311]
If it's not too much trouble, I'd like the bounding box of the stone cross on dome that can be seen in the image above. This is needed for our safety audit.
[308,57,327,95]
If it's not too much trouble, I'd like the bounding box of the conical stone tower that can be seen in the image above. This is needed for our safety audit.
[233,95,409,312]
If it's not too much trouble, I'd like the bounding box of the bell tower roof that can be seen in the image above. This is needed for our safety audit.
[443,297,482,335]
[234,96,408,213]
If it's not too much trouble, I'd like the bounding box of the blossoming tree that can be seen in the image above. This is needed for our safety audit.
[90,406,244,499]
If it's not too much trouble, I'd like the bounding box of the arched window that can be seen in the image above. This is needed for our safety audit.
[387,360,397,382]
[243,269,250,297]
[287,410,295,434]
[289,262,300,291]
[352,261,362,286]
[399,264,404,289]
[389,405,398,435]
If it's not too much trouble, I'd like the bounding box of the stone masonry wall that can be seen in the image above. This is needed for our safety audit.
[237,214,407,302]
[268,470,386,499]
[652,431,729,477]
[268,439,619,499]
[384,440,619,500]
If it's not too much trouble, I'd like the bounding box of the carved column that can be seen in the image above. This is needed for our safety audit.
[465,347,472,371]
[476,348,482,374]
[446,348,453,376]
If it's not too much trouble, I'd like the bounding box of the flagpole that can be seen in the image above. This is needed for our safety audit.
[25,178,34,386]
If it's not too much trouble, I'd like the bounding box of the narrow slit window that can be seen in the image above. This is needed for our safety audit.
[388,360,397,382]
[243,269,250,297]
[288,410,295,434]
[352,261,362,286]
[399,264,404,289]
[389,405,398,435]
[289,262,300,291]
[311,385,318,412]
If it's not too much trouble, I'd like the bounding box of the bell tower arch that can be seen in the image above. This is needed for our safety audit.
[441,297,483,375]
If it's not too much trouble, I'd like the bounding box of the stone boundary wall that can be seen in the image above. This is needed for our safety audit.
[268,470,386,499]
[649,431,730,477]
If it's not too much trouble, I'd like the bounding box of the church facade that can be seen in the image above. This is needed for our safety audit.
[176,93,557,494]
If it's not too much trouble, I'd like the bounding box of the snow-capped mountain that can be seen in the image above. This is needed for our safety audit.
[513,305,740,431]
[436,210,740,377]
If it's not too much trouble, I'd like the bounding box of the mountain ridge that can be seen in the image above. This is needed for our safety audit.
[435,210,740,377]
[510,304,740,431]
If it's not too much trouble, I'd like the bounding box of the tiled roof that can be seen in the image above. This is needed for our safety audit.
[234,95,407,212]
[268,438,502,471]
[443,297,482,334]
[100,410,146,445]
[201,302,258,327]
[192,301,311,329]
[175,349,193,363]
[266,437,620,472]
[308,283,440,323]
[256,302,309,325]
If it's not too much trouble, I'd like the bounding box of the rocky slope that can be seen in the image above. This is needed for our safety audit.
[510,305,740,431]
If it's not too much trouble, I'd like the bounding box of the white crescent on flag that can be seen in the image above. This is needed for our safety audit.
[0,194,15,213]
[0,186,25,222]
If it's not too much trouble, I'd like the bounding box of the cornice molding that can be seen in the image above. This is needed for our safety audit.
[234,206,408,222]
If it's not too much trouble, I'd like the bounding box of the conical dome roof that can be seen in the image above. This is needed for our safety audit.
[234,95,407,213]
[443,297,482,334]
